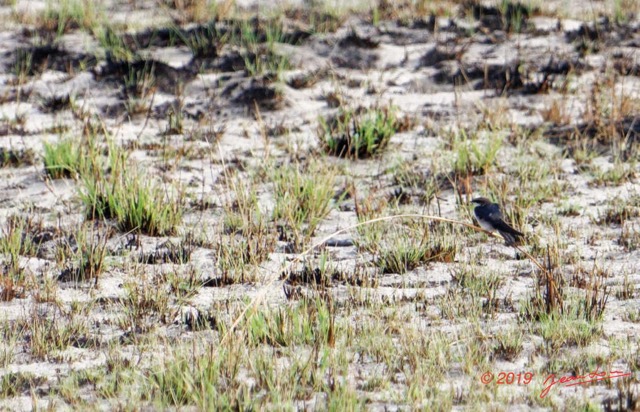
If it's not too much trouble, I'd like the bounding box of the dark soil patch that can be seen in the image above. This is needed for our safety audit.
[38,94,73,113]
[338,30,380,49]
[93,57,198,94]
[227,78,286,111]
[283,266,375,288]
[420,46,457,67]
[9,45,97,75]
[0,148,35,167]
[183,309,218,331]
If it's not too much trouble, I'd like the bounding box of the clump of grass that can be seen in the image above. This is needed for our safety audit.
[492,327,524,361]
[82,173,183,236]
[0,240,27,297]
[318,106,407,159]
[541,98,570,124]
[361,219,458,274]
[497,0,531,33]
[117,274,173,333]
[614,275,636,300]
[390,160,442,205]
[370,0,435,25]
[166,266,201,303]
[79,143,183,236]
[376,232,457,274]
[164,106,184,136]
[584,75,638,134]
[521,260,609,352]
[11,49,33,85]
[173,24,222,59]
[144,297,340,408]
[284,6,345,33]
[353,189,399,254]
[145,339,245,409]
[246,298,332,347]
[43,138,85,179]
[451,265,504,299]
[620,224,640,251]
[234,18,291,78]
[437,286,484,321]
[533,309,604,351]
[0,215,42,295]
[449,129,502,177]
[595,196,640,225]
[510,155,568,207]
[123,62,157,99]
[271,161,338,250]
[166,0,228,24]
[576,264,610,322]
[19,304,90,360]
[611,0,638,23]
[214,172,275,284]
[283,253,346,289]
[214,229,274,284]
[447,264,507,319]
[623,307,640,323]
[222,174,264,235]
[557,201,581,217]
[58,225,108,282]
[44,129,105,179]
[519,246,565,321]
[590,160,637,187]
[94,25,136,62]
[0,372,46,398]
[391,161,429,189]
[40,0,103,36]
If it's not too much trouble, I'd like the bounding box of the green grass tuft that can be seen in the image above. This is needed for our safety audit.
[318,106,405,159]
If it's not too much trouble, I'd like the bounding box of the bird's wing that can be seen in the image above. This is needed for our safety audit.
[486,204,504,221]
[492,218,524,237]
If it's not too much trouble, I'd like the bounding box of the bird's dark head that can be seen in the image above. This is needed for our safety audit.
[471,197,492,205]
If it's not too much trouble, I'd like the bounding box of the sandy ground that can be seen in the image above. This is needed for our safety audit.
[0,0,639,410]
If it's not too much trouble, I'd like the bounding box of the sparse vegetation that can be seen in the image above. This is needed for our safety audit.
[0,0,638,410]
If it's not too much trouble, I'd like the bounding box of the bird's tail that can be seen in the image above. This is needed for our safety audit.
[499,231,522,246]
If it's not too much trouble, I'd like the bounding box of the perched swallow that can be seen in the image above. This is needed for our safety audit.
[471,197,524,246]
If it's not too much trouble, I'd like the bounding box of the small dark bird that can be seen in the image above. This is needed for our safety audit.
[471,197,524,246]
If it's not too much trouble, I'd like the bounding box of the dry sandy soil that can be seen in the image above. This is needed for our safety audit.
[0,0,639,410]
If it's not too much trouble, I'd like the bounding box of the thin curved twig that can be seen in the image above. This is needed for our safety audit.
[219,213,549,345]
